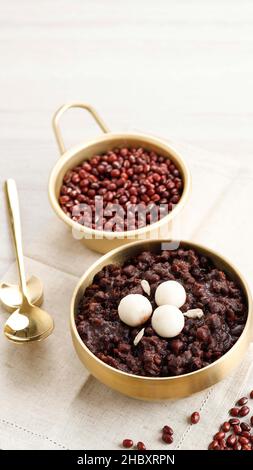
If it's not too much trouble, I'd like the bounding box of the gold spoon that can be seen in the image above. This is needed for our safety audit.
[4,179,54,343]
[0,276,43,313]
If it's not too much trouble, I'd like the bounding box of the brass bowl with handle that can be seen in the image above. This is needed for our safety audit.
[70,239,253,400]
[49,103,191,254]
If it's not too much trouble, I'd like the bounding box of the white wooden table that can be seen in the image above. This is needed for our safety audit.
[0,0,252,450]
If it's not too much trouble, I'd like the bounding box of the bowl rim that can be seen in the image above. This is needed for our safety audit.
[70,238,253,382]
[48,131,191,239]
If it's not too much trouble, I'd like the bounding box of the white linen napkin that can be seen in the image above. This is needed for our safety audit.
[0,257,252,450]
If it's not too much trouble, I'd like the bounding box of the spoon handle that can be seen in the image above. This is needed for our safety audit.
[5,179,29,301]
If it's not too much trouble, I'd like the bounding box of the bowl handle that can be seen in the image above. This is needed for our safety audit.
[52,102,110,155]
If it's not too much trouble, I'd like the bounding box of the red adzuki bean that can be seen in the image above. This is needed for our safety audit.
[137,441,146,450]
[229,418,240,426]
[237,397,248,406]
[214,431,225,441]
[122,439,133,448]
[233,442,242,450]
[240,431,250,439]
[238,436,249,445]
[241,422,251,432]
[190,412,200,424]
[162,426,173,435]
[222,422,231,432]
[162,433,173,444]
[233,424,241,435]
[239,406,250,417]
[230,407,240,417]
[208,440,220,450]
[208,389,253,451]
[226,434,237,447]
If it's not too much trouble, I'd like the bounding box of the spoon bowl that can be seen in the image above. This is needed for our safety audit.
[4,300,54,343]
[0,276,43,312]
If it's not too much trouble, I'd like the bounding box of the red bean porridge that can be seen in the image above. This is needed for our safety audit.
[76,247,247,377]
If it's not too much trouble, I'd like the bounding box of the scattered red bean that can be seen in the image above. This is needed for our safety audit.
[208,390,253,451]
[214,431,225,441]
[238,436,249,445]
[241,422,251,432]
[233,424,241,435]
[221,421,231,433]
[242,444,251,450]
[233,442,242,450]
[122,439,133,448]
[162,433,173,444]
[240,431,250,439]
[136,441,146,451]
[230,407,240,417]
[239,406,250,417]
[162,425,173,435]
[208,440,220,450]
[226,434,237,447]
[229,418,240,426]
[190,411,200,424]
[237,397,248,406]
[219,438,226,449]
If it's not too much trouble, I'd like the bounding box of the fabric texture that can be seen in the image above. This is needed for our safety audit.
[0,142,252,450]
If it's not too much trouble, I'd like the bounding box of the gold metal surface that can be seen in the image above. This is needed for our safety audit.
[52,102,110,155]
[4,179,54,343]
[0,276,43,313]
[70,239,253,400]
[49,102,191,253]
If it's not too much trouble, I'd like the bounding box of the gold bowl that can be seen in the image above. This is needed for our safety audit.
[49,102,191,254]
[70,239,253,400]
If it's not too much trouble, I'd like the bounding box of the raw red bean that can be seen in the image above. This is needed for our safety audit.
[83,162,91,171]
[222,422,231,432]
[250,390,253,399]
[239,406,250,417]
[238,436,249,445]
[190,412,200,424]
[219,439,226,449]
[226,434,237,447]
[122,439,133,448]
[230,408,240,417]
[71,173,80,184]
[241,422,251,432]
[59,146,183,231]
[162,426,173,435]
[120,148,128,157]
[162,433,173,444]
[233,424,241,435]
[237,397,248,406]
[233,442,242,450]
[137,441,146,451]
[208,440,220,450]
[240,431,250,439]
[242,444,251,450]
[250,416,253,426]
[214,431,225,441]
[229,418,240,426]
